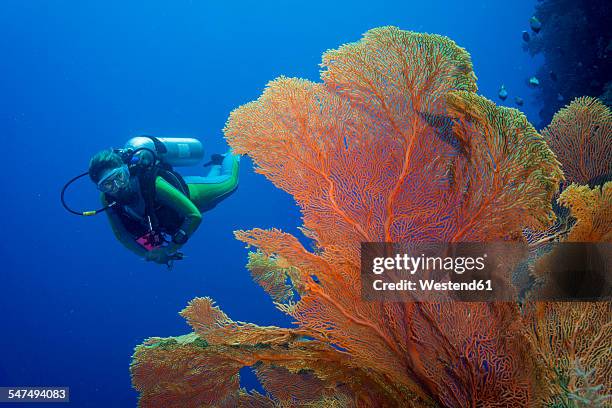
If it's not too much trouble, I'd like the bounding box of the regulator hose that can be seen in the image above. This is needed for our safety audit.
[60,146,158,216]
[60,171,117,216]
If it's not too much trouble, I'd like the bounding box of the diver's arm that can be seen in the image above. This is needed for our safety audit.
[101,195,148,258]
[154,177,202,252]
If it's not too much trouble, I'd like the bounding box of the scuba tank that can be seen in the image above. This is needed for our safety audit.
[125,136,204,167]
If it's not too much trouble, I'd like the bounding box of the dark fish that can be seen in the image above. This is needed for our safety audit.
[530,16,542,33]
[522,31,530,42]
[528,76,540,87]
[417,111,459,151]
[549,71,557,81]
[498,85,508,101]
[515,97,524,106]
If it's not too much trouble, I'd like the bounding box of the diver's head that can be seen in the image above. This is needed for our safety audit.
[88,150,130,195]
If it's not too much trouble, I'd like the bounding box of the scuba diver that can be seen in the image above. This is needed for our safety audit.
[61,136,239,267]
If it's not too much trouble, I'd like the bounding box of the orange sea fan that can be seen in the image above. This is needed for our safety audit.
[225,26,480,257]
[225,27,561,247]
[132,26,575,407]
[131,297,399,407]
[558,182,612,242]
[131,334,245,408]
[223,26,563,406]
[525,182,611,303]
[541,96,612,185]
[522,301,612,405]
[523,96,610,247]
[445,91,563,237]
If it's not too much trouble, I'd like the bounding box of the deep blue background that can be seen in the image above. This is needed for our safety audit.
[0,1,539,406]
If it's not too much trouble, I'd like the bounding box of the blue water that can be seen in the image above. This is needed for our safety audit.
[0,1,539,406]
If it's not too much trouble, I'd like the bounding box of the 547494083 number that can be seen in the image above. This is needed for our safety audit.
[0,387,69,403]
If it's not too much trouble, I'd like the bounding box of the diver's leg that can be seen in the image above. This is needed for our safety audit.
[184,152,240,212]
[205,165,222,178]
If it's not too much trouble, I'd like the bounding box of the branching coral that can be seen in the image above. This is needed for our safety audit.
[226,28,561,246]
[445,91,562,235]
[222,27,566,406]
[522,302,612,406]
[526,182,611,303]
[541,97,611,185]
[131,26,609,408]
[523,185,611,404]
[557,182,612,242]
[132,298,391,407]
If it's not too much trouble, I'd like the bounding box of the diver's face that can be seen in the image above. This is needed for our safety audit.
[97,165,131,195]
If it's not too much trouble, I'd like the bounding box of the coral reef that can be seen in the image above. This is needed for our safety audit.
[541,97,611,185]
[558,182,612,242]
[132,298,364,407]
[131,27,610,407]
[526,181,611,302]
[524,0,612,126]
[522,301,611,407]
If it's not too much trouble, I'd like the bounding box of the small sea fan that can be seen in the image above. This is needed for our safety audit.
[542,97,612,185]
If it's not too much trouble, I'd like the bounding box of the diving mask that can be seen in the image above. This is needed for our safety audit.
[97,165,131,194]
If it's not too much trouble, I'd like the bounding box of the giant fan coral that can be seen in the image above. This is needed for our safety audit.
[130,27,610,408]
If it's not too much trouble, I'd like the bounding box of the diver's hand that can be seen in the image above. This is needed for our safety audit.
[144,248,173,265]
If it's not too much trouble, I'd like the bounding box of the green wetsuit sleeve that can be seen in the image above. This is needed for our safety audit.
[155,177,202,242]
[101,194,148,258]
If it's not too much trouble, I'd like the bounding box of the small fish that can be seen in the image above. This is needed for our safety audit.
[530,16,542,33]
[528,76,540,87]
[522,31,530,42]
[515,97,524,106]
[498,85,508,101]
[557,93,564,102]
[549,71,557,81]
